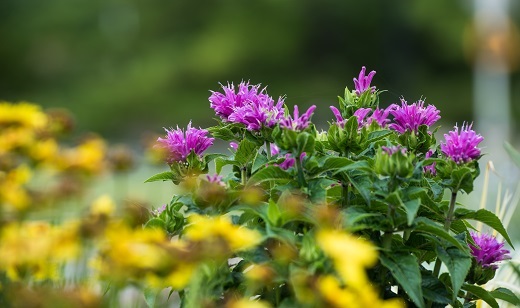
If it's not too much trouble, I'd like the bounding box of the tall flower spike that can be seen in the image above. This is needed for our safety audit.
[470,232,510,269]
[440,123,483,164]
[280,105,316,131]
[388,99,441,134]
[353,66,376,95]
[156,122,214,164]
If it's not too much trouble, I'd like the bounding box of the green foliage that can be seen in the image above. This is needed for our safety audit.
[143,77,514,307]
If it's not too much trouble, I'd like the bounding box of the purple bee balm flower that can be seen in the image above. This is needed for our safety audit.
[388,99,441,134]
[353,108,372,128]
[440,123,483,164]
[330,106,345,126]
[382,145,407,156]
[279,153,295,170]
[154,204,167,216]
[269,143,279,156]
[423,149,437,175]
[470,232,510,269]
[229,142,238,150]
[206,174,225,186]
[367,106,395,127]
[209,81,285,131]
[157,122,214,164]
[353,66,376,95]
[280,105,317,131]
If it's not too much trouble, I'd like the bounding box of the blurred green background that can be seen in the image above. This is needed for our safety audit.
[2,0,520,238]
[1,0,519,140]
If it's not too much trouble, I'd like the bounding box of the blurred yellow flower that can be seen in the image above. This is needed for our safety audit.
[317,230,378,288]
[318,275,403,308]
[227,298,272,308]
[56,137,106,174]
[90,194,115,217]
[0,221,80,281]
[0,102,47,129]
[0,165,32,210]
[185,214,262,252]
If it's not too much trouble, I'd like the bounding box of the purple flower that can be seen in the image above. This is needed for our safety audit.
[269,143,279,156]
[157,122,214,164]
[209,81,285,131]
[280,105,316,131]
[154,204,167,216]
[279,154,295,170]
[388,99,441,134]
[206,174,225,186]
[382,145,407,156]
[353,66,376,95]
[330,106,393,129]
[440,123,483,164]
[353,108,372,128]
[229,142,238,150]
[423,149,437,175]
[367,106,394,127]
[470,232,510,269]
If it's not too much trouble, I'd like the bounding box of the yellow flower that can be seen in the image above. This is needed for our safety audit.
[317,275,404,308]
[29,138,58,163]
[316,230,378,288]
[0,165,32,210]
[0,102,47,129]
[227,298,272,308]
[56,137,106,174]
[0,221,80,281]
[90,194,115,217]
[185,214,262,252]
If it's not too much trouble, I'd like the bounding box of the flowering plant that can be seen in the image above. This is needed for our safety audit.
[142,67,520,308]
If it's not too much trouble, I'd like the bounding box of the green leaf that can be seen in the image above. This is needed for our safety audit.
[235,138,259,166]
[314,156,354,175]
[144,171,175,183]
[252,152,268,173]
[504,141,520,168]
[462,284,499,308]
[296,132,315,155]
[456,209,514,248]
[345,172,372,206]
[215,157,238,174]
[414,217,469,251]
[247,166,293,186]
[143,287,160,308]
[403,199,421,226]
[421,271,451,305]
[267,199,282,227]
[208,125,236,140]
[489,287,520,306]
[435,243,472,300]
[144,218,166,230]
[449,167,474,193]
[380,253,425,308]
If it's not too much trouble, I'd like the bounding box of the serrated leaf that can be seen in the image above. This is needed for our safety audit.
[252,152,268,173]
[462,284,499,308]
[215,157,238,174]
[345,172,372,206]
[450,167,474,193]
[247,166,294,186]
[235,138,259,166]
[421,271,451,305]
[456,209,514,248]
[380,253,425,308]
[296,132,315,155]
[490,287,520,305]
[144,171,175,183]
[315,156,354,175]
[414,217,469,252]
[436,243,472,301]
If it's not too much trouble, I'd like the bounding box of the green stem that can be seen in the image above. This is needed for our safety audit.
[342,181,350,207]
[266,142,272,160]
[383,231,393,250]
[241,167,247,186]
[295,157,307,188]
[428,190,458,308]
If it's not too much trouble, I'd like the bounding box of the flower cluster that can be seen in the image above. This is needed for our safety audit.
[353,66,376,95]
[156,122,214,163]
[279,105,316,131]
[470,232,510,269]
[440,123,483,164]
[388,99,441,134]
[209,82,285,131]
